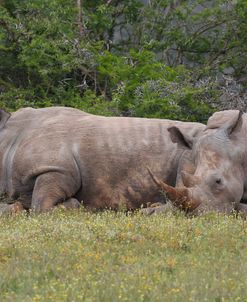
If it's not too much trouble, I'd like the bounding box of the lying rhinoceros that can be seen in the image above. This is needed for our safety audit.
[0,107,205,214]
[150,110,247,216]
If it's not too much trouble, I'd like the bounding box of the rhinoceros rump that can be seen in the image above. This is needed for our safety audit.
[150,110,247,216]
[0,107,205,214]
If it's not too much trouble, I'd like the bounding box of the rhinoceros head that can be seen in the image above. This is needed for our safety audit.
[151,110,245,215]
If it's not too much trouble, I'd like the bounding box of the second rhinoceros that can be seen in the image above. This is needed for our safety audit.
[0,106,205,214]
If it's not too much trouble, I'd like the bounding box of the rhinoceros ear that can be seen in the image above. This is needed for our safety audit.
[0,109,11,130]
[206,110,243,137]
[224,110,243,137]
[168,126,193,149]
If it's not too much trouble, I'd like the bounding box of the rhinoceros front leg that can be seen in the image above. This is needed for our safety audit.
[31,173,80,212]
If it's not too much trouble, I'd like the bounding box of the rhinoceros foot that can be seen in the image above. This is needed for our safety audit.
[57,198,81,210]
[0,201,24,216]
[235,203,247,218]
[10,202,24,214]
[140,203,173,215]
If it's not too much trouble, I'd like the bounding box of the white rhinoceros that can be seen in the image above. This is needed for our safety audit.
[0,106,205,214]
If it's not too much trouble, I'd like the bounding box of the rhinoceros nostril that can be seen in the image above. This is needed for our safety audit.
[215,178,221,185]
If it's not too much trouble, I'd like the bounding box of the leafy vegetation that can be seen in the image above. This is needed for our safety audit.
[0,209,246,302]
[1,3,247,301]
[1,1,247,120]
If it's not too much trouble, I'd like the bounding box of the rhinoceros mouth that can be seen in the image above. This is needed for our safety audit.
[147,167,200,212]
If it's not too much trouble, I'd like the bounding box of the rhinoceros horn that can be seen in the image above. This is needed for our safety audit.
[147,167,199,211]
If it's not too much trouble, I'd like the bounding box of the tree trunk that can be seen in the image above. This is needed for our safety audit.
[77,0,84,39]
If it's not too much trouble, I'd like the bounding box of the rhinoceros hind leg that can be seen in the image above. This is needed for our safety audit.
[31,173,79,212]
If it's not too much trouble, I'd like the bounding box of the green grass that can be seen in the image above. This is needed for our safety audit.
[0,209,246,302]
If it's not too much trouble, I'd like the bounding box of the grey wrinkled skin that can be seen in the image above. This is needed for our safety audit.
[169,110,247,216]
[0,107,205,214]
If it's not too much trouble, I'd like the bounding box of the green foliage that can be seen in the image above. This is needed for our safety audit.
[0,210,246,301]
[96,50,214,120]
[0,0,246,120]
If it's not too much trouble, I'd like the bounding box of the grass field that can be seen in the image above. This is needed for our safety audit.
[0,209,246,302]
